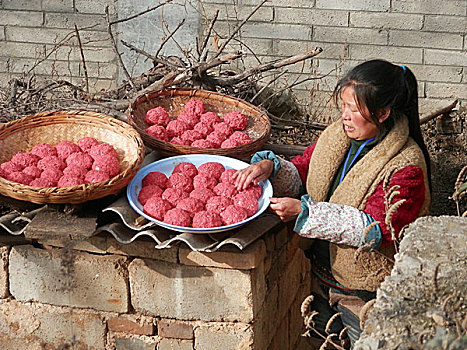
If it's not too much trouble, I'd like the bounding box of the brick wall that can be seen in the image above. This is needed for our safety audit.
[0,0,465,117]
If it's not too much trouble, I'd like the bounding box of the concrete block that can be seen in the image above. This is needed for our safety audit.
[158,318,194,340]
[424,49,467,66]
[114,337,156,350]
[314,26,388,45]
[194,322,254,350]
[424,15,467,33]
[275,41,348,60]
[3,0,41,10]
[42,0,74,12]
[350,44,422,64]
[275,8,348,27]
[0,26,4,41]
[203,4,274,22]
[107,238,179,263]
[426,82,467,100]
[241,22,312,41]
[392,0,466,16]
[350,12,423,30]
[257,284,279,348]
[179,239,266,270]
[0,10,43,26]
[411,65,463,83]
[389,30,464,50]
[278,249,305,319]
[0,299,105,348]
[9,245,129,312]
[38,235,108,254]
[75,0,116,15]
[158,338,193,350]
[0,246,9,298]
[107,315,154,335]
[44,13,106,31]
[316,0,390,11]
[5,26,78,44]
[129,258,255,322]
[0,41,46,59]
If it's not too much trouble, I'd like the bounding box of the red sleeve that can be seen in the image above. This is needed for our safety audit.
[364,166,426,246]
[291,141,317,186]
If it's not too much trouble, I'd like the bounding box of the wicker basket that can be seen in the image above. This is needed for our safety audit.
[127,89,271,159]
[0,110,145,204]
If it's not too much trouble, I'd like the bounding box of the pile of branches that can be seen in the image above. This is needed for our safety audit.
[0,0,333,147]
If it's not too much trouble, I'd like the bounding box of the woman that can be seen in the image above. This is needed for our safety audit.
[234,60,431,346]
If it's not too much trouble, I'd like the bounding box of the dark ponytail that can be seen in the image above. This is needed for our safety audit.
[333,59,431,189]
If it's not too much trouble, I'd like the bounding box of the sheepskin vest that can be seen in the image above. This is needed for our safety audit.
[306,117,430,291]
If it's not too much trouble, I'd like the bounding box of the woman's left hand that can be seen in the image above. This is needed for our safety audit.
[269,197,302,222]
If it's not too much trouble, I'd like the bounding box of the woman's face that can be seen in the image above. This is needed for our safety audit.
[340,86,379,140]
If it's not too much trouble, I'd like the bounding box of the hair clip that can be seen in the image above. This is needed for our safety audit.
[400,65,407,74]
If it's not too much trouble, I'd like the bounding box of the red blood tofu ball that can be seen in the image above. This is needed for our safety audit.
[142,171,168,188]
[233,191,259,216]
[78,137,99,153]
[189,188,215,204]
[92,155,120,177]
[58,175,83,187]
[191,139,215,148]
[223,111,248,130]
[11,152,39,169]
[177,112,199,128]
[213,122,233,137]
[200,112,221,126]
[22,165,42,179]
[229,131,252,145]
[89,143,118,159]
[176,197,204,218]
[198,162,225,180]
[163,208,191,227]
[173,162,198,178]
[143,196,173,221]
[167,172,193,192]
[85,170,110,184]
[181,130,203,145]
[1,161,23,174]
[184,98,205,117]
[206,131,226,148]
[193,174,217,190]
[213,182,238,199]
[220,138,239,149]
[37,156,66,171]
[146,125,169,142]
[205,195,233,213]
[170,136,189,146]
[138,185,164,205]
[56,141,81,160]
[166,119,190,138]
[40,168,63,184]
[63,166,88,180]
[192,211,222,228]
[31,143,58,158]
[193,122,213,138]
[219,169,237,184]
[7,171,33,185]
[220,205,248,225]
[145,106,170,126]
[162,187,189,207]
[30,178,54,188]
[66,152,93,169]
[241,183,263,200]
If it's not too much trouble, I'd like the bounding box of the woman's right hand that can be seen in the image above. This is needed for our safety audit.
[233,159,274,190]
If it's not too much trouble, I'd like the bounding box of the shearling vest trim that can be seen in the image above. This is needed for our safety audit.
[306,117,430,291]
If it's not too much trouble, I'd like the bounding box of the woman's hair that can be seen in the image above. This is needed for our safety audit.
[333,59,431,186]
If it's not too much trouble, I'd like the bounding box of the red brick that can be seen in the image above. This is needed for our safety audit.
[158,319,194,340]
[107,316,154,335]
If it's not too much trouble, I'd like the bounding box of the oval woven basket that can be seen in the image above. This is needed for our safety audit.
[127,89,271,159]
[0,110,145,204]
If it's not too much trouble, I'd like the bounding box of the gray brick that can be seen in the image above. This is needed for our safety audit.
[203,4,274,22]
[75,0,117,15]
[44,13,106,31]
[314,26,388,45]
[225,37,274,56]
[194,322,254,350]
[350,44,423,64]
[5,26,78,44]
[129,258,257,322]
[9,245,129,312]
[0,26,6,40]
[426,82,467,99]
[389,30,463,50]
[392,0,466,16]
[0,10,43,26]
[81,61,118,78]
[114,337,156,350]
[411,64,463,83]
[158,338,193,350]
[0,299,106,348]
[0,41,46,59]
[3,0,41,10]
[6,57,78,76]
[350,12,423,30]
[0,246,8,298]
[316,0,390,11]
[424,15,467,33]
[241,22,312,41]
[42,0,74,12]
[275,8,348,27]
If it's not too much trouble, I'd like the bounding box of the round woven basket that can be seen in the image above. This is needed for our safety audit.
[0,110,145,204]
[127,89,271,158]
